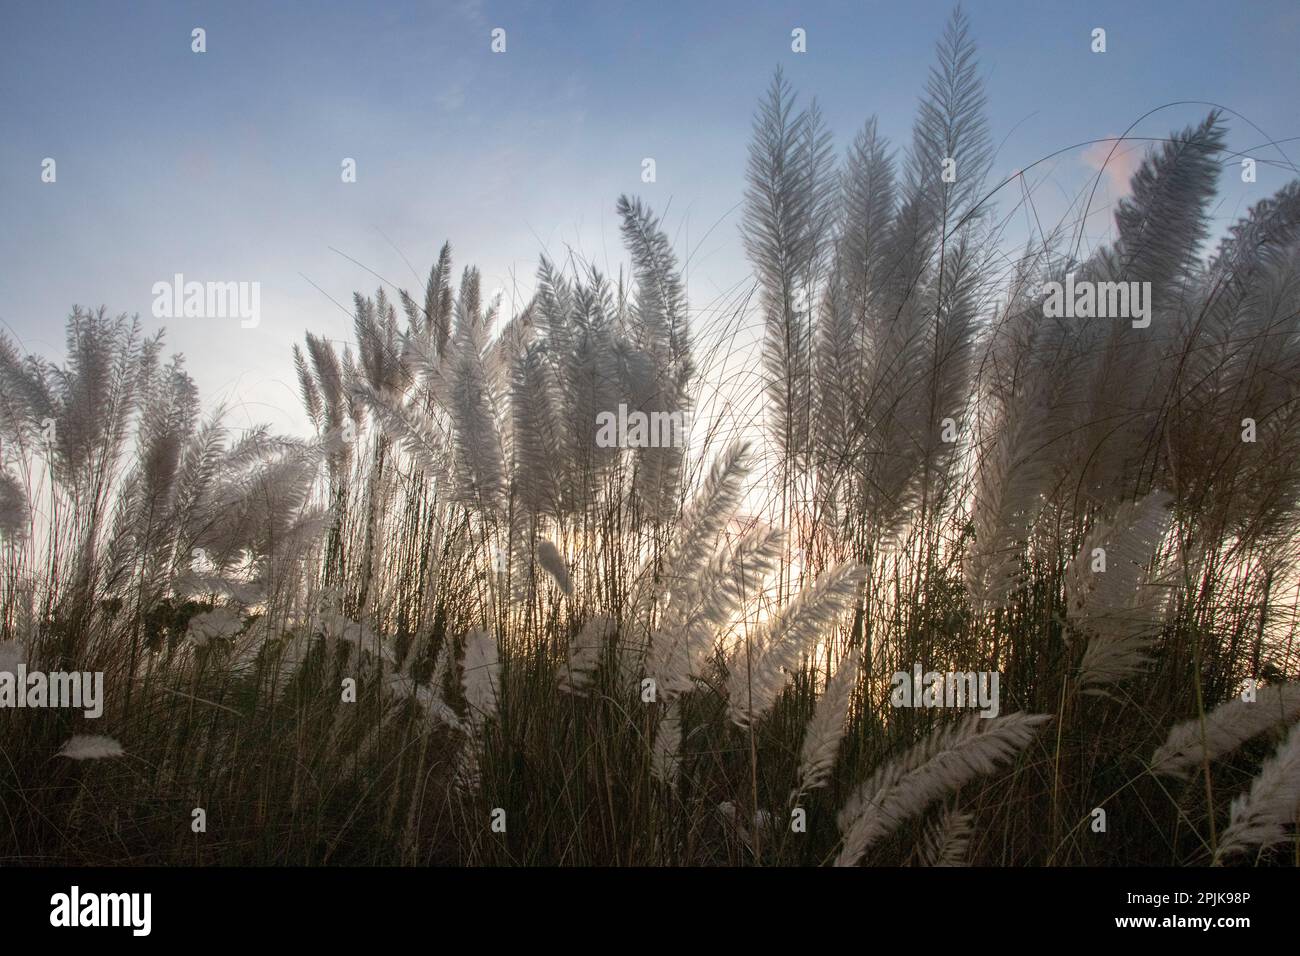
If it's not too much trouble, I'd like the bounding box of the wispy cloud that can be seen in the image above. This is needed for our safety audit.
[1079,137,1144,198]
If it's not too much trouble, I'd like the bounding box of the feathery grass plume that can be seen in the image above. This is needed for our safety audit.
[453,743,483,794]
[628,441,753,638]
[793,645,862,796]
[461,628,501,729]
[964,391,1057,613]
[647,523,785,700]
[444,309,505,509]
[813,116,895,512]
[0,469,29,542]
[743,69,836,474]
[1114,113,1226,292]
[908,5,992,232]
[58,735,125,760]
[1151,683,1300,777]
[301,333,350,473]
[384,666,465,732]
[166,412,227,564]
[1065,117,1228,508]
[292,344,323,430]
[430,639,452,698]
[916,804,975,867]
[352,289,405,395]
[835,712,1050,867]
[510,343,567,516]
[199,437,323,575]
[727,562,866,727]
[1207,180,1300,284]
[916,230,984,501]
[1181,181,1300,404]
[649,441,751,606]
[352,381,448,478]
[617,196,693,520]
[814,116,890,513]
[423,241,455,357]
[651,701,682,787]
[1214,720,1300,862]
[533,257,576,361]
[558,614,611,696]
[0,332,54,454]
[1067,492,1174,691]
[186,607,243,647]
[813,283,861,523]
[53,309,158,489]
[855,5,993,530]
[451,627,501,795]
[486,299,535,399]
[105,356,201,599]
[455,265,483,336]
[535,539,573,595]
[558,275,620,508]
[837,116,897,314]
[616,195,693,387]
[320,609,395,667]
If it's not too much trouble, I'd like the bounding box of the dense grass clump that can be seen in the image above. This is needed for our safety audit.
[2,8,1299,866]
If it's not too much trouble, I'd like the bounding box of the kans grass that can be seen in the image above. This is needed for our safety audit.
[2,8,1300,866]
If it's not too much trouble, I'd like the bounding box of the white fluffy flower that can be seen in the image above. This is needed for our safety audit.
[187,607,244,647]
[59,735,124,760]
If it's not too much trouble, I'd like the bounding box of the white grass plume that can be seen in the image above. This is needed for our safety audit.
[384,660,465,733]
[186,607,243,647]
[59,735,125,760]
[445,324,505,509]
[647,523,784,700]
[429,639,453,706]
[558,614,611,696]
[742,70,835,468]
[0,468,29,542]
[836,712,1049,867]
[1068,492,1174,692]
[535,539,573,596]
[510,343,566,516]
[353,381,449,479]
[320,608,395,666]
[793,645,861,797]
[651,701,682,786]
[453,743,483,793]
[727,562,866,728]
[461,627,501,729]
[964,386,1059,613]
[1214,720,1300,862]
[638,441,753,625]
[916,804,975,866]
[1152,682,1300,777]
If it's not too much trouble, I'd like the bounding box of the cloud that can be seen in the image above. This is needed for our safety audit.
[1080,137,1144,198]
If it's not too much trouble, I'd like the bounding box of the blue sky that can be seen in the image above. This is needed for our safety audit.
[2,0,1297,435]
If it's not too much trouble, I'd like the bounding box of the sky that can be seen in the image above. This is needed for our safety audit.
[2,0,1297,437]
